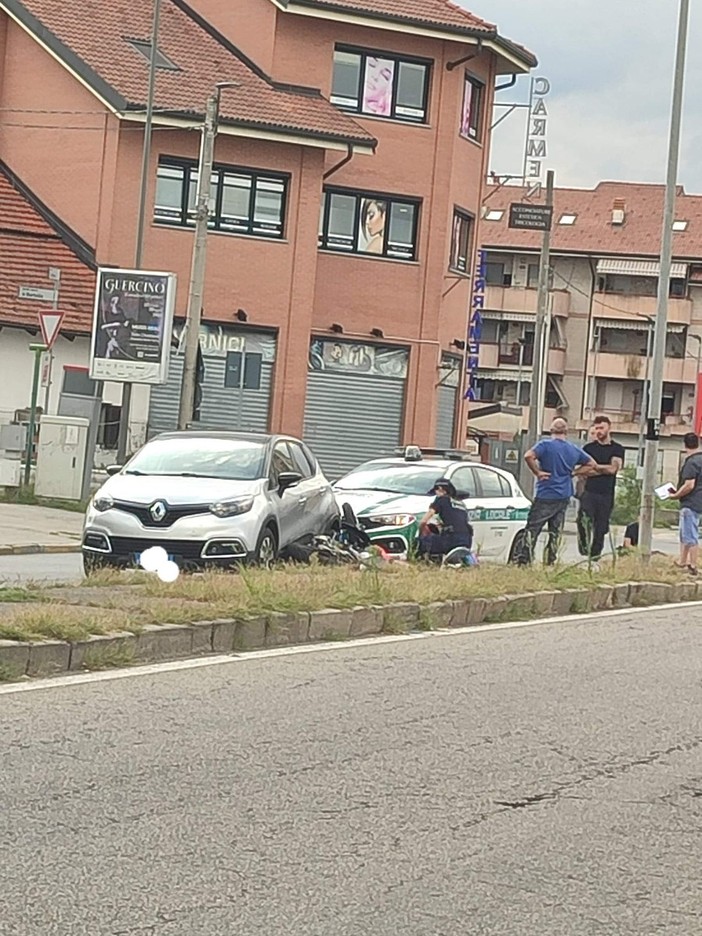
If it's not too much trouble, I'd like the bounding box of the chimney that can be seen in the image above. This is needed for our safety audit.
[612,197,626,226]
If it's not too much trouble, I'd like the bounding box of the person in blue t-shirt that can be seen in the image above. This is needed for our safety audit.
[515,418,600,565]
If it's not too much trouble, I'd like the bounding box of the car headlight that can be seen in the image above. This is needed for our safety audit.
[367,513,415,527]
[209,496,255,519]
[93,494,114,513]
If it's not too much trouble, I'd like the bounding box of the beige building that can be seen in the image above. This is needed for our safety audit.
[471,180,702,480]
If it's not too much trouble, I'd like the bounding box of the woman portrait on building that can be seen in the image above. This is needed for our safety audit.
[360,198,387,254]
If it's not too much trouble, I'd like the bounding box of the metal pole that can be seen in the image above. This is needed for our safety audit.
[640,0,690,561]
[23,346,44,488]
[637,322,653,470]
[526,169,555,457]
[178,89,220,430]
[43,273,60,415]
[116,0,161,463]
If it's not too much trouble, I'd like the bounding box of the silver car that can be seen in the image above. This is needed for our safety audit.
[82,431,339,573]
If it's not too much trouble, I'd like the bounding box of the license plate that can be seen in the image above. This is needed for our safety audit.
[134,553,175,566]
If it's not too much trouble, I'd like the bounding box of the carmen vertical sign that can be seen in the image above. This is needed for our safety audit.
[522,77,550,198]
[89,268,177,384]
[464,249,486,400]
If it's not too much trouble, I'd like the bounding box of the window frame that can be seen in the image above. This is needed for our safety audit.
[449,209,474,274]
[319,186,421,262]
[459,73,485,143]
[473,466,512,499]
[154,158,289,240]
[331,45,432,124]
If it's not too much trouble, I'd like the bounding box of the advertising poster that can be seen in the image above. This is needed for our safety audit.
[309,338,408,379]
[358,197,388,255]
[363,57,395,117]
[460,76,475,138]
[89,268,176,384]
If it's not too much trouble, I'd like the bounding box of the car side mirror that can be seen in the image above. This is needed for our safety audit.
[106,464,123,476]
[277,471,302,493]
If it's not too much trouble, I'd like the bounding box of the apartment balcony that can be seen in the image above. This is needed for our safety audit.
[578,408,694,437]
[478,343,566,375]
[469,404,558,437]
[593,292,692,325]
[485,285,571,318]
[587,351,697,384]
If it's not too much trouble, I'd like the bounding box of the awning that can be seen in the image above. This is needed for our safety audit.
[595,318,686,333]
[548,375,569,408]
[596,258,688,278]
[482,310,533,323]
[474,369,527,381]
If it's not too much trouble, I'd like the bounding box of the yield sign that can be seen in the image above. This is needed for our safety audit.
[39,310,65,350]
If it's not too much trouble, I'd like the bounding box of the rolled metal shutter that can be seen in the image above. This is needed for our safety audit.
[304,370,405,478]
[436,383,458,449]
[149,346,274,436]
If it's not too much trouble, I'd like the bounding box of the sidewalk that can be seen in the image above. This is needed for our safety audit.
[0,503,83,555]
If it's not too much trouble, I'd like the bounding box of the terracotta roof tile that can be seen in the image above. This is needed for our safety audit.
[0,168,96,334]
[297,0,494,32]
[481,181,702,261]
[4,0,376,147]
[289,0,537,66]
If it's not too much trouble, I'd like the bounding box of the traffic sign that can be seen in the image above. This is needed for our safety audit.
[39,311,65,350]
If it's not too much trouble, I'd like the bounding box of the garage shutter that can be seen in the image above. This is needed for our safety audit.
[148,354,273,436]
[304,371,405,478]
[436,383,458,449]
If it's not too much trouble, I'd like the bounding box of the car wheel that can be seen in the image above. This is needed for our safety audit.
[83,553,107,577]
[255,526,278,567]
[507,529,528,565]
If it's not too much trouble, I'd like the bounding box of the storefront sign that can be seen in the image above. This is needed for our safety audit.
[309,338,408,379]
[522,77,550,198]
[509,203,553,231]
[464,249,486,400]
[171,323,276,361]
[89,268,176,384]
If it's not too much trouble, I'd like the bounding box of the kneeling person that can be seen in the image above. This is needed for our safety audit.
[419,479,474,557]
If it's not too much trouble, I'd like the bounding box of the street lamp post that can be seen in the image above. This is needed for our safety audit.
[639,0,690,561]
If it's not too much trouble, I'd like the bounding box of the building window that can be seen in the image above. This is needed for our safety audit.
[319,189,420,261]
[485,261,512,287]
[450,211,472,273]
[127,39,179,71]
[224,351,263,390]
[154,159,288,239]
[331,48,430,123]
[460,74,484,142]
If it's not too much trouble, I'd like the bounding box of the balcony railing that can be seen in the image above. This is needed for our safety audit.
[587,351,697,383]
[593,292,692,325]
[479,343,566,375]
[485,285,571,317]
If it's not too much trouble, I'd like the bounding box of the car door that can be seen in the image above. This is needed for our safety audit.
[269,442,304,547]
[449,465,492,555]
[288,441,330,537]
[471,466,523,560]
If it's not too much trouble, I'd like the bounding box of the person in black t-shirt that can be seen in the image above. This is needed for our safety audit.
[418,478,474,557]
[623,521,639,548]
[576,415,625,560]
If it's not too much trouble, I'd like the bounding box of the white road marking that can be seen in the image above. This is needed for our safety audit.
[0,600,698,697]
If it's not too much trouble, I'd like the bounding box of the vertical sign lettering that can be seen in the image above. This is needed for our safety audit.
[464,248,486,400]
[522,77,550,199]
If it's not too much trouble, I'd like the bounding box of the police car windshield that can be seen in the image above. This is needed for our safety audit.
[336,464,445,496]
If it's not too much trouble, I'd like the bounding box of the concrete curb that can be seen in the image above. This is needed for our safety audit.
[0,544,81,557]
[0,580,698,681]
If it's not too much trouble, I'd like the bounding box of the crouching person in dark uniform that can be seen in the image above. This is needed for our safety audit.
[418,479,474,558]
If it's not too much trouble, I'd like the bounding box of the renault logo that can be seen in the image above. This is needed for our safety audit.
[150,501,168,523]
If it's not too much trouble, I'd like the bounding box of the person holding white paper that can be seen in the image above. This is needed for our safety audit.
[667,432,702,575]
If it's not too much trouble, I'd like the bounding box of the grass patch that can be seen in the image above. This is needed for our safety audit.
[0,484,87,513]
[0,553,692,645]
[0,586,44,603]
[81,643,136,671]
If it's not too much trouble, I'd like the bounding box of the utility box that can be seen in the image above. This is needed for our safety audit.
[0,424,27,455]
[35,416,90,501]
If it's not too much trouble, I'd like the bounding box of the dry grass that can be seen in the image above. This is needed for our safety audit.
[0,554,691,644]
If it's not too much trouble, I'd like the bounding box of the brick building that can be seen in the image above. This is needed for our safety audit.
[0,0,535,475]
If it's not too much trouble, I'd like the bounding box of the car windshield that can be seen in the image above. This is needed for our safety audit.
[125,437,267,481]
[336,463,445,496]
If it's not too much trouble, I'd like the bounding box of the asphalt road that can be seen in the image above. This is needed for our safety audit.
[2,608,700,935]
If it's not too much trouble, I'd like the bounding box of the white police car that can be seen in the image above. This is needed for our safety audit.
[334,447,531,562]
